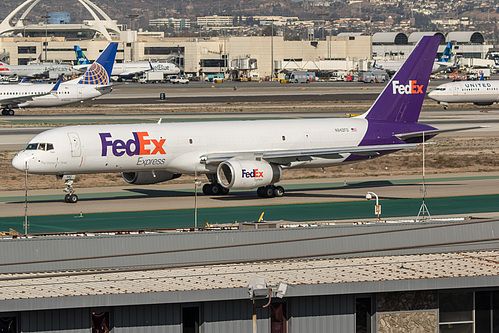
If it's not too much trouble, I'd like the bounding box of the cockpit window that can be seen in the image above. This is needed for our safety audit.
[25,143,54,151]
[435,87,446,91]
[25,143,38,150]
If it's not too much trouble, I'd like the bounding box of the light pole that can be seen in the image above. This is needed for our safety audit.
[41,15,50,63]
[23,161,29,235]
[271,20,274,80]
[194,169,201,229]
[366,191,381,220]
[417,132,431,221]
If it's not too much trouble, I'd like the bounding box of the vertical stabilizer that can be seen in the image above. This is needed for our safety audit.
[79,42,118,85]
[438,42,453,63]
[74,45,91,65]
[361,36,440,123]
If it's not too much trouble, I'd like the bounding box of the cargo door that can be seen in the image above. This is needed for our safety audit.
[67,132,81,157]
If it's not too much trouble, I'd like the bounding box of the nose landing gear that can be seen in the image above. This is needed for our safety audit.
[60,175,78,203]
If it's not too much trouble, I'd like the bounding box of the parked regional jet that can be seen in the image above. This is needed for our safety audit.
[74,45,180,80]
[0,62,75,79]
[374,42,454,74]
[12,36,481,203]
[0,43,118,116]
[428,79,499,108]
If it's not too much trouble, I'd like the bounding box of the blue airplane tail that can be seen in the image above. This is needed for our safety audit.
[74,45,91,65]
[79,43,118,85]
[437,42,453,63]
[362,36,441,123]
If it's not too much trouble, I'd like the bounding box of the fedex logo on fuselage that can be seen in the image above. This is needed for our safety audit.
[392,80,424,95]
[242,169,263,178]
[100,132,166,157]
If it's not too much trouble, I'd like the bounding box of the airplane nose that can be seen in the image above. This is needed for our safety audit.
[12,153,28,172]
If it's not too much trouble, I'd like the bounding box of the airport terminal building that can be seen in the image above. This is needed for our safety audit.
[1,218,499,332]
[0,0,495,79]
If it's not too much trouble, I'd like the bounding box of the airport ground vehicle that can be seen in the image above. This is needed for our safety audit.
[289,71,314,83]
[171,75,189,84]
[359,70,389,83]
[138,71,164,84]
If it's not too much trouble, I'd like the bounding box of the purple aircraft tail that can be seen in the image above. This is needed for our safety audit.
[362,36,441,123]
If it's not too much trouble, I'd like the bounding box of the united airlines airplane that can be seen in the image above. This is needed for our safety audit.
[0,43,118,116]
[12,36,481,203]
[428,79,499,108]
[74,45,180,80]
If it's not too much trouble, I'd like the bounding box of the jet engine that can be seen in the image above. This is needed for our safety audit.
[217,159,282,190]
[122,171,181,185]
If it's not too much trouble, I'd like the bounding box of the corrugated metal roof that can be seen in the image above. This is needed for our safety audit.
[1,250,498,301]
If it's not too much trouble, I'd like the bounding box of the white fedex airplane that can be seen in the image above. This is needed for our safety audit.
[12,36,481,203]
[0,43,118,116]
[428,79,499,108]
[73,45,180,80]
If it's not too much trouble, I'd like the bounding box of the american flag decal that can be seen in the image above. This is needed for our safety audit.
[351,128,357,132]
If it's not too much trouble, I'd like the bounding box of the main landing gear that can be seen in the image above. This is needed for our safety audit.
[202,175,229,195]
[61,175,78,203]
[257,185,285,198]
[1,108,15,116]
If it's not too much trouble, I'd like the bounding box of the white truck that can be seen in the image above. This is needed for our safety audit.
[171,75,189,84]
[139,71,164,84]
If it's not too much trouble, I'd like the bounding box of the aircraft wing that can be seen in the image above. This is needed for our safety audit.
[200,143,421,166]
[73,64,90,72]
[395,126,487,141]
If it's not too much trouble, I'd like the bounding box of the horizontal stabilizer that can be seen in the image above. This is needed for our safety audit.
[395,126,487,141]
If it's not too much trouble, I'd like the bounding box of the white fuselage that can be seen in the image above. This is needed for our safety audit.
[12,119,368,175]
[112,62,180,77]
[0,63,74,78]
[0,79,110,108]
[428,80,499,104]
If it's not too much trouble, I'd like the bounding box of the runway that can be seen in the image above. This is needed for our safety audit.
[1,173,499,233]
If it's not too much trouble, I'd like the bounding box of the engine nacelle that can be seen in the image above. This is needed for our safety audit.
[122,171,181,185]
[217,159,282,190]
